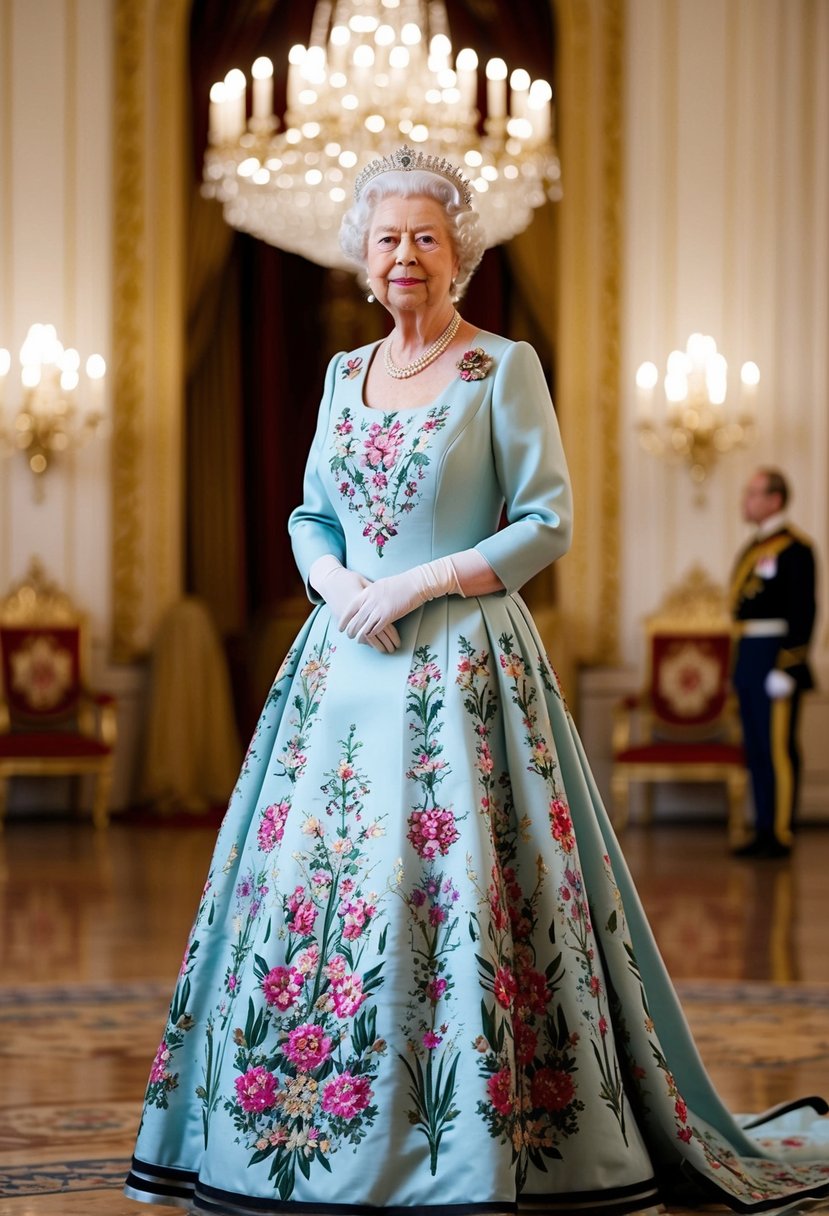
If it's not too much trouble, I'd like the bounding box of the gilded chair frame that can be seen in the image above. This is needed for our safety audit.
[0,561,117,829]
[611,567,748,845]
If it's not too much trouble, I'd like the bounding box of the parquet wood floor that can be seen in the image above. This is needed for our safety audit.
[1,815,828,1215]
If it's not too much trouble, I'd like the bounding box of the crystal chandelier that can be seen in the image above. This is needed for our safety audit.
[0,324,106,499]
[635,333,760,494]
[202,0,561,270]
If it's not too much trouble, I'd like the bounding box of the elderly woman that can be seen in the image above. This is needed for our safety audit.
[127,149,829,1216]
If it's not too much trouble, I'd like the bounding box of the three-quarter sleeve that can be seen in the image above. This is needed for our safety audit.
[474,341,573,594]
[288,353,347,602]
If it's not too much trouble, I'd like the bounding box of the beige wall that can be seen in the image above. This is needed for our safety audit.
[621,0,829,674]
[0,0,113,635]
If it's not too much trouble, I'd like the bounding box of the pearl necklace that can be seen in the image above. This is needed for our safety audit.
[384,310,461,380]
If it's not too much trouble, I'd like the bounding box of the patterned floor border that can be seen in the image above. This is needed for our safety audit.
[3,978,829,1008]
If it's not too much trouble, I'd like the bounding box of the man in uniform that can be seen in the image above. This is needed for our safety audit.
[731,468,817,858]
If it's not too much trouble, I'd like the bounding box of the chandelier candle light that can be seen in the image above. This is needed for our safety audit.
[635,333,760,494]
[0,324,106,498]
[203,0,561,268]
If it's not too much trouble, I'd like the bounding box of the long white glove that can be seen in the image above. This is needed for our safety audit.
[342,550,502,644]
[765,668,796,699]
[309,555,401,654]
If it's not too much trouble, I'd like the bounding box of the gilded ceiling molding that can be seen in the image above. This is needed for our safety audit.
[553,0,624,673]
[111,0,187,660]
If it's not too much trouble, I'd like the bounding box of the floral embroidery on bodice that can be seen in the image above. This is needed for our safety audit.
[329,403,451,556]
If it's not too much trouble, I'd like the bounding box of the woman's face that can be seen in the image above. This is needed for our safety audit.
[365,194,460,316]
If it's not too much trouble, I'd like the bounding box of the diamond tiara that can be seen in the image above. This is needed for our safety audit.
[353,145,473,207]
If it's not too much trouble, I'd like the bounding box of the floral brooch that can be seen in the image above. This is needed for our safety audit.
[341,356,364,380]
[456,348,493,381]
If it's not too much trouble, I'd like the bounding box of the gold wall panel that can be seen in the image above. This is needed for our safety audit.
[554,0,624,675]
[111,0,187,660]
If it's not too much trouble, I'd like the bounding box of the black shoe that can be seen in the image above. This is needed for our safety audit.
[732,837,768,858]
[732,835,791,860]
[762,838,792,859]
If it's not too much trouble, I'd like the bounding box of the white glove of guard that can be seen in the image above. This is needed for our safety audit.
[765,668,796,699]
[309,556,401,654]
[342,556,462,644]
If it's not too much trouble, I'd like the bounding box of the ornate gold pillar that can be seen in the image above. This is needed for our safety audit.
[111,0,189,658]
[554,0,625,678]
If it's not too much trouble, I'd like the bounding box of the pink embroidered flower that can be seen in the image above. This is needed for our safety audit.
[235,1066,278,1113]
[422,1030,443,1050]
[675,1097,688,1123]
[321,1071,373,1119]
[331,973,366,1018]
[285,1024,333,1071]
[500,652,525,678]
[407,661,442,689]
[149,1039,172,1084]
[494,967,518,1010]
[598,1015,608,1037]
[406,807,459,859]
[515,1021,538,1066]
[489,887,508,932]
[338,895,376,940]
[487,1067,513,1116]
[262,965,304,1010]
[677,1126,694,1143]
[296,945,320,975]
[531,1067,575,1112]
[341,357,363,380]
[324,954,349,980]
[516,968,549,1016]
[476,741,494,774]
[258,800,290,852]
[425,977,448,1003]
[362,420,405,470]
[456,347,493,382]
[550,798,575,852]
[287,898,318,936]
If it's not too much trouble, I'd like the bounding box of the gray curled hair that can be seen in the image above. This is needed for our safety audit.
[339,170,486,300]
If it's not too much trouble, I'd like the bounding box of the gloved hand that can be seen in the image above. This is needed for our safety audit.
[343,556,463,644]
[765,668,796,699]
[309,556,400,654]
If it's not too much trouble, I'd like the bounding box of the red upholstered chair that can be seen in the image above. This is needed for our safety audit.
[0,560,116,829]
[611,566,747,846]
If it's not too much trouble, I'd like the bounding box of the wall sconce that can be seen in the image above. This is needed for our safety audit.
[635,333,759,499]
[0,324,106,499]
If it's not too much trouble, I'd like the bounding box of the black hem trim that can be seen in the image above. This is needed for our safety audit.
[517,1178,661,1214]
[130,1155,199,1184]
[125,1175,195,1202]
[193,1191,515,1216]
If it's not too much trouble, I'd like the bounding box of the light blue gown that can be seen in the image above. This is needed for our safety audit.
[126,335,829,1215]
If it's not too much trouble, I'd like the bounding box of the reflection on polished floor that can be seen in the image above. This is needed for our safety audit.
[1,816,828,1214]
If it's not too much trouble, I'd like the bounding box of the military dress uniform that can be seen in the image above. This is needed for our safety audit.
[730,517,817,854]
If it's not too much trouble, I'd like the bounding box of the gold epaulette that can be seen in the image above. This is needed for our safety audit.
[729,532,794,611]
